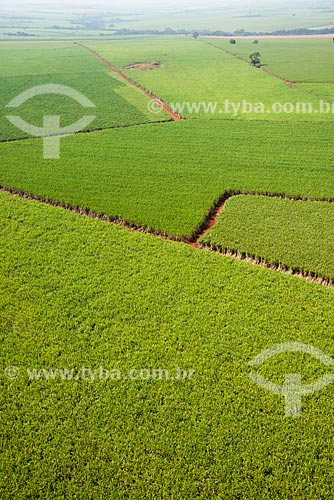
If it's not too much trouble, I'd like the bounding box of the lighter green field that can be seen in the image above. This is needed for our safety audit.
[201,195,334,281]
[209,38,334,83]
[0,42,103,77]
[2,191,334,499]
[88,38,333,121]
[119,7,334,32]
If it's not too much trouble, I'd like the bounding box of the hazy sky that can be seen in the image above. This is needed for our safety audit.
[1,0,309,10]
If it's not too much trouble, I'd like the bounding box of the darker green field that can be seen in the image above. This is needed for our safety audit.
[0,73,168,140]
[0,120,333,237]
[0,41,169,140]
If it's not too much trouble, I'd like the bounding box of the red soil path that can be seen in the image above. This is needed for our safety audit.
[75,43,183,122]
[188,202,227,249]
[188,190,334,249]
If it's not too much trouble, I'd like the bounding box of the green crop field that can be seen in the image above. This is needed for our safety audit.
[1,17,334,500]
[0,42,101,76]
[204,38,334,105]
[200,195,334,282]
[0,120,333,238]
[0,11,121,39]
[87,38,333,121]
[0,42,169,140]
[2,190,334,499]
[299,82,334,102]
[209,38,334,83]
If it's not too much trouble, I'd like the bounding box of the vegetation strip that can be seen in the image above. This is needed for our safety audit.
[200,247,334,287]
[202,194,334,284]
[0,185,185,243]
[1,184,334,287]
[75,42,184,122]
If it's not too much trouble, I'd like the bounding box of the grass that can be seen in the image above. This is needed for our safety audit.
[200,195,334,282]
[2,190,334,499]
[210,38,334,84]
[0,42,102,77]
[0,120,334,238]
[299,83,334,102]
[87,38,332,122]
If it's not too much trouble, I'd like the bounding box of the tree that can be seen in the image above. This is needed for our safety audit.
[249,52,261,67]
[192,31,199,40]
[229,39,236,44]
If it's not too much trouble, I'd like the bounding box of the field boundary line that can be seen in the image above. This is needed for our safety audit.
[0,120,173,145]
[201,117,333,124]
[0,185,187,243]
[202,40,334,100]
[74,42,185,122]
[199,244,334,287]
[189,190,334,245]
[1,116,331,147]
[1,184,334,288]
[203,40,296,87]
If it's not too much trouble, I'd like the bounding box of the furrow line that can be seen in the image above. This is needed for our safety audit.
[75,42,184,122]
